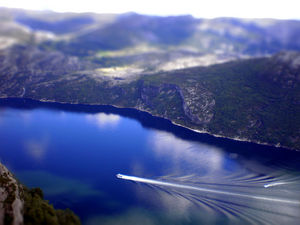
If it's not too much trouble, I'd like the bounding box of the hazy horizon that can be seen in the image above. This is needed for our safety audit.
[0,0,299,20]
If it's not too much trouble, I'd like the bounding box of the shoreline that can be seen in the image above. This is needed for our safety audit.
[1,96,298,152]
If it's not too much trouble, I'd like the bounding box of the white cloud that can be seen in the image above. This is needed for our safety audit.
[0,0,299,19]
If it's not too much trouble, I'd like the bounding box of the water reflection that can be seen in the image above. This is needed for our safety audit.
[86,208,157,225]
[1,99,300,225]
[24,136,49,161]
[17,170,103,198]
[150,131,225,175]
[0,108,32,123]
[86,113,121,128]
[124,130,300,225]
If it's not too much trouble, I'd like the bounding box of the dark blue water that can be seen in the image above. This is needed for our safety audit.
[0,98,300,225]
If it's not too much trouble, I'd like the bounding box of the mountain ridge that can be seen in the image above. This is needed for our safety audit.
[1,47,299,150]
[0,8,299,150]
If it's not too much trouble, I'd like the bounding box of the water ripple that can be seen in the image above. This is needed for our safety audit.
[119,173,300,225]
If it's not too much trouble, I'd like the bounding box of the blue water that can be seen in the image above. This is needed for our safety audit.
[0,98,300,225]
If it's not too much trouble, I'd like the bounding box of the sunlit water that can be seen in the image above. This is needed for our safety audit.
[0,99,300,225]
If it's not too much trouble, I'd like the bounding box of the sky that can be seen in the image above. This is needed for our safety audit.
[0,0,299,19]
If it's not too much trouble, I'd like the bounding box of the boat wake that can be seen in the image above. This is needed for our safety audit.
[117,173,299,205]
[117,173,300,225]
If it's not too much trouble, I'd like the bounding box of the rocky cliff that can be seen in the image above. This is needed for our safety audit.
[0,163,80,225]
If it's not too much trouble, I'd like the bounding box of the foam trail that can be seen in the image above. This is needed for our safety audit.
[264,182,290,188]
[116,174,300,205]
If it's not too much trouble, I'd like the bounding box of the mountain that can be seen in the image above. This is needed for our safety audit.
[0,8,300,150]
[2,8,300,65]
[0,44,299,150]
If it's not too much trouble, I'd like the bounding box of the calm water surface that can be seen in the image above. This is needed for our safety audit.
[0,99,300,225]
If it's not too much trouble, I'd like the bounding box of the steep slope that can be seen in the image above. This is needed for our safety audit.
[0,163,23,225]
[0,163,80,225]
[0,46,299,150]
[0,45,94,98]
[138,52,300,149]
[0,8,300,150]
